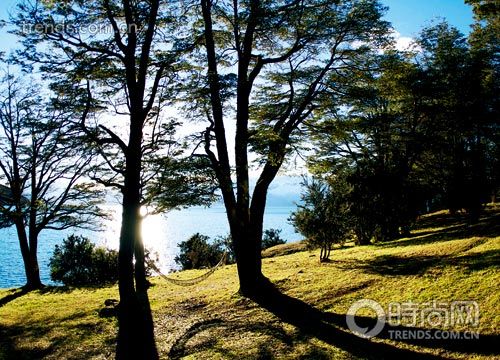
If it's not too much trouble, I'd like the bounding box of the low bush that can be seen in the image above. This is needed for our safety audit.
[175,233,226,270]
[49,234,118,286]
[262,228,286,250]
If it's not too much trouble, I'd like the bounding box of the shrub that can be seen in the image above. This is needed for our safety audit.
[175,233,225,270]
[290,177,351,261]
[174,230,283,270]
[262,228,286,250]
[49,234,118,286]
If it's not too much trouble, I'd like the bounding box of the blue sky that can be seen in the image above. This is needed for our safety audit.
[383,0,473,37]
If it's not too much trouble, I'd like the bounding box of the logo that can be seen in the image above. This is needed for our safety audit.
[346,299,386,338]
[346,299,480,339]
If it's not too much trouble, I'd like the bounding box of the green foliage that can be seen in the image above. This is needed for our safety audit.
[307,20,499,241]
[175,233,227,270]
[49,235,118,286]
[415,22,499,221]
[145,155,219,213]
[0,70,106,288]
[290,177,351,261]
[262,229,286,250]
[178,0,392,289]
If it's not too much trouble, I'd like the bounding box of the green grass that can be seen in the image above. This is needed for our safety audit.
[1,205,499,359]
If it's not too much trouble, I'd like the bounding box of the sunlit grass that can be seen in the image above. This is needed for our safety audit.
[1,205,498,359]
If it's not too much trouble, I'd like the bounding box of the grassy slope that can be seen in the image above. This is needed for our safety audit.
[0,206,499,359]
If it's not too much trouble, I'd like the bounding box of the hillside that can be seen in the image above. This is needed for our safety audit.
[0,206,499,359]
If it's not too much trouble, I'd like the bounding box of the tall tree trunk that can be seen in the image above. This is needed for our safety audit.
[14,220,41,290]
[116,119,157,359]
[26,221,42,289]
[231,177,276,297]
[26,249,42,289]
[232,224,265,296]
[13,218,42,290]
[134,216,148,292]
[117,190,138,359]
[117,189,157,359]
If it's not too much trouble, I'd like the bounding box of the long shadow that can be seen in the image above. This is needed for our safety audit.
[0,288,28,308]
[321,311,498,355]
[0,311,102,359]
[356,247,499,277]
[358,254,442,276]
[252,283,498,359]
[452,249,500,271]
[380,210,500,249]
[0,284,101,308]
[116,290,159,360]
[0,284,92,310]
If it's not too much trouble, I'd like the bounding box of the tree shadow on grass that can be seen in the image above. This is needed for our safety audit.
[0,288,28,308]
[167,286,461,359]
[0,284,102,308]
[117,290,158,360]
[168,316,325,359]
[166,276,499,359]
[451,249,500,271]
[359,254,442,276]
[252,283,498,359]
[0,284,94,310]
[0,311,111,360]
[356,248,499,277]
[380,210,500,249]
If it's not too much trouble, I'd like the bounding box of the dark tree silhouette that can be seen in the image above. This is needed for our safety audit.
[11,0,196,357]
[0,71,104,290]
[184,0,390,296]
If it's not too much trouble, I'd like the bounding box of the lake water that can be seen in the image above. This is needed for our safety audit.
[0,205,300,288]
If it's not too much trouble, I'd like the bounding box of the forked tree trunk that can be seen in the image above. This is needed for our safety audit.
[229,183,274,297]
[232,225,265,296]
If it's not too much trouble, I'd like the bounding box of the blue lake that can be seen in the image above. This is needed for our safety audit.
[0,205,300,288]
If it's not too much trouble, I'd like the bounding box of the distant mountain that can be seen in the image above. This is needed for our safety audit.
[265,193,300,207]
[264,176,302,207]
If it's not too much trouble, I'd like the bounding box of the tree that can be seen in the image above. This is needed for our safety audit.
[466,0,500,204]
[307,20,499,235]
[291,177,351,261]
[415,22,499,221]
[308,51,430,242]
[186,0,390,296]
[466,0,500,23]
[0,71,104,290]
[12,0,215,357]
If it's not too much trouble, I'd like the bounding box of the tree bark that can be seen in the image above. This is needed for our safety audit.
[27,242,42,289]
[117,191,157,359]
[14,220,41,290]
[117,130,142,356]
[231,224,265,296]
